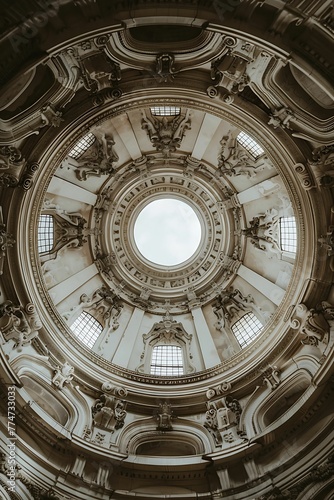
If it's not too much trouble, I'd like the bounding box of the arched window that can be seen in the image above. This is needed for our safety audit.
[38,214,54,253]
[68,132,96,159]
[70,311,103,348]
[150,106,180,116]
[231,312,263,348]
[237,131,264,159]
[150,345,184,376]
[279,216,297,253]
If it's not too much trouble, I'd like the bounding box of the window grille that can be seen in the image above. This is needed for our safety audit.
[70,311,103,348]
[68,133,96,159]
[150,106,181,116]
[231,312,263,348]
[237,131,264,159]
[38,214,54,253]
[279,216,297,253]
[150,345,184,376]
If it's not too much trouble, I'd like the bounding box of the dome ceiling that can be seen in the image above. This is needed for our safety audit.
[0,1,334,499]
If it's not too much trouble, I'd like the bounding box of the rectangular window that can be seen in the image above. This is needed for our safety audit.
[150,106,181,116]
[237,131,264,159]
[38,214,54,253]
[150,345,184,376]
[70,311,103,348]
[280,216,297,253]
[231,312,262,348]
[68,132,95,159]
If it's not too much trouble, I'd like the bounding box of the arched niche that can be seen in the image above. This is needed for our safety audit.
[20,375,70,426]
[118,419,213,456]
[255,371,312,432]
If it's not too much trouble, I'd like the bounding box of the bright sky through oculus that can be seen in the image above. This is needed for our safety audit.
[134,199,201,266]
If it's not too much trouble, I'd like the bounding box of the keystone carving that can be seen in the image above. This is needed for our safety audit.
[155,401,173,431]
[208,41,255,99]
[92,394,127,432]
[262,365,281,390]
[0,301,42,351]
[141,109,191,157]
[155,53,176,82]
[40,103,63,127]
[268,107,295,129]
[204,395,244,446]
[52,361,74,389]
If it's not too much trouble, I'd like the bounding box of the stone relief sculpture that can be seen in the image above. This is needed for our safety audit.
[137,311,195,373]
[262,365,281,390]
[242,210,282,257]
[0,301,42,351]
[92,394,127,432]
[141,109,191,157]
[73,134,118,180]
[207,40,255,99]
[204,395,245,446]
[155,401,173,431]
[213,286,270,338]
[39,203,91,262]
[52,361,74,390]
[63,286,123,332]
[213,287,254,330]
[309,145,334,188]
[217,133,268,178]
[0,146,25,186]
[290,303,330,347]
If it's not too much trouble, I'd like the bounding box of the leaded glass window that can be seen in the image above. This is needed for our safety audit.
[150,106,180,116]
[38,214,54,253]
[70,311,103,348]
[279,216,297,253]
[68,133,96,159]
[237,131,264,159]
[231,312,263,348]
[150,345,184,376]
